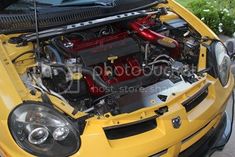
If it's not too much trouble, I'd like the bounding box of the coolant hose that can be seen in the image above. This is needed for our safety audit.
[46,45,63,63]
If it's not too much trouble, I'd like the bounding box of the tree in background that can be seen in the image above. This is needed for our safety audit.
[179,0,235,36]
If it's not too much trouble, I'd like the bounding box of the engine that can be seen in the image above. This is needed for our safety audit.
[21,9,201,116]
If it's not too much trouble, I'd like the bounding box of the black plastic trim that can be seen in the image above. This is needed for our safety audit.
[182,83,210,112]
[104,115,158,140]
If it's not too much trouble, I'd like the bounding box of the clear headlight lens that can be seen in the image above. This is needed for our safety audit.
[214,42,231,86]
[28,127,49,145]
[53,126,70,141]
[9,103,80,157]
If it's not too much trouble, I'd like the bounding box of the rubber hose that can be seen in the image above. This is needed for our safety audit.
[51,37,71,58]
[46,45,62,63]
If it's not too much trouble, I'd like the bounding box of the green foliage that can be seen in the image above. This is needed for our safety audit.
[177,0,235,36]
[188,0,221,34]
[177,0,194,7]
[220,10,235,35]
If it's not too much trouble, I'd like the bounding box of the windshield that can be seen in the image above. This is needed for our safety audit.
[37,0,113,5]
[2,0,114,11]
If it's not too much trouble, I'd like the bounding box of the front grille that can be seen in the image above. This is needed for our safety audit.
[182,83,210,112]
[104,115,158,140]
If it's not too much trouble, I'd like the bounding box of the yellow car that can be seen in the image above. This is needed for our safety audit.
[0,0,234,157]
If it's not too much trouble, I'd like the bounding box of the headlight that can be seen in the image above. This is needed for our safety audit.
[213,41,231,86]
[9,103,80,157]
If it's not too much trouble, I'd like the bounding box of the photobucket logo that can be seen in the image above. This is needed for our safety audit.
[93,65,143,78]
[91,64,190,78]
[40,63,197,95]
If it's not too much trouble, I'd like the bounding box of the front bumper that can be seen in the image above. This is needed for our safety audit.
[179,92,234,157]
[0,75,234,157]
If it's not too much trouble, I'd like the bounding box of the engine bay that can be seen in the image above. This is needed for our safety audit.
[14,8,203,117]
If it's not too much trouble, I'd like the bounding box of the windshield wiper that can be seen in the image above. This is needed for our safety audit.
[54,0,114,7]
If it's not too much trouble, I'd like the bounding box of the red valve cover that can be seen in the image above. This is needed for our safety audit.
[84,57,143,96]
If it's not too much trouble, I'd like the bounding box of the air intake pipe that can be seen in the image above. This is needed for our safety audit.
[129,16,180,57]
